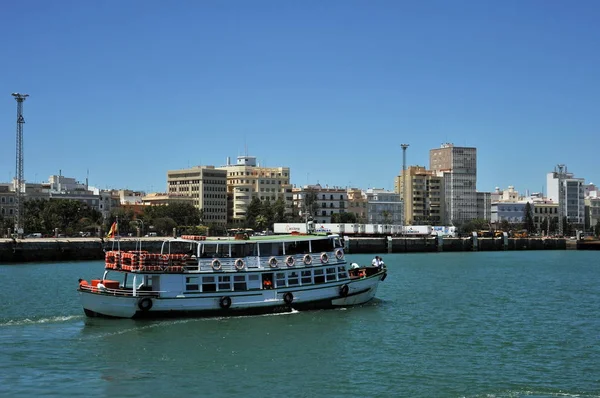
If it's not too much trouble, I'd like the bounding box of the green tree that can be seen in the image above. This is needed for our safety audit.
[595,222,600,237]
[272,197,286,224]
[304,190,319,220]
[381,210,392,224]
[261,198,274,230]
[245,197,262,229]
[523,203,536,233]
[255,215,268,231]
[153,217,177,236]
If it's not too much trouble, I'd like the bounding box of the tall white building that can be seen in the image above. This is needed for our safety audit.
[546,169,585,227]
[429,143,477,225]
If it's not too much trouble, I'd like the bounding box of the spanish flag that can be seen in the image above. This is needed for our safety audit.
[106,222,118,239]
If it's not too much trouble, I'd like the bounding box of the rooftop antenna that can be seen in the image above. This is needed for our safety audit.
[12,92,29,237]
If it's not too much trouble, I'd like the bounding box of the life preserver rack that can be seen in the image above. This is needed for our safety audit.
[181,235,207,241]
[105,250,188,273]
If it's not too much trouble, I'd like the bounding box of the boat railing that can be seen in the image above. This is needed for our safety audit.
[80,285,162,298]
[185,251,345,272]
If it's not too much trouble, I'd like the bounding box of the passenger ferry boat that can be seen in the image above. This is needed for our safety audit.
[79,232,387,318]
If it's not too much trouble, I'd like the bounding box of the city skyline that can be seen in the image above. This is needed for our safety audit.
[1,1,599,193]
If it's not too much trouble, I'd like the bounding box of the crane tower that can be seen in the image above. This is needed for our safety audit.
[12,92,29,237]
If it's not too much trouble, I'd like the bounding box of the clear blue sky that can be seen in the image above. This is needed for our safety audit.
[1,0,599,194]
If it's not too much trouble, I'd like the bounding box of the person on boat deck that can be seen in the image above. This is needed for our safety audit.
[78,278,89,287]
[97,281,106,292]
[350,263,360,269]
[371,256,381,267]
[378,257,385,268]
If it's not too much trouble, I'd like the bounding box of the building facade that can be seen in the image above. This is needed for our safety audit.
[365,189,403,225]
[429,143,477,225]
[547,170,585,227]
[217,156,292,225]
[167,166,228,226]
[395,166,444,225]
[476,192,491,221]
[346,188,367,223]
[292,184,348,224]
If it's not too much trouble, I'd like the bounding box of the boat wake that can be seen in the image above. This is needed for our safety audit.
[0,315,83,327]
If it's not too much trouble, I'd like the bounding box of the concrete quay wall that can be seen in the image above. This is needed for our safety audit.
[0,236,570,263]
[345,237,567,254]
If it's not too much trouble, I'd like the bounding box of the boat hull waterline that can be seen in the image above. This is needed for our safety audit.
[80,272,384,319]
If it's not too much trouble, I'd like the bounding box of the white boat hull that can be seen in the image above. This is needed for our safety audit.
[79,272,384,319]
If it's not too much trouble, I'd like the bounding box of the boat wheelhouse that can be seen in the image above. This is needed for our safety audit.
[79,233,386,318]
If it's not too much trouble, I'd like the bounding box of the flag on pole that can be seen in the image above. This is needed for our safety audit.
[106,222,118,239]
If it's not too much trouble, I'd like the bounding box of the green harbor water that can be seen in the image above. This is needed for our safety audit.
[1,251,599,397]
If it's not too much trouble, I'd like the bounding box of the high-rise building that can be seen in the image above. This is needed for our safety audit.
[429,143,477,225]
[167,166,228,226]
[217,156,292,225]
[546,169,585,227]
[395,166,443,225]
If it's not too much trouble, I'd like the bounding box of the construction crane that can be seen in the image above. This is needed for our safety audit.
[12,92,29,237]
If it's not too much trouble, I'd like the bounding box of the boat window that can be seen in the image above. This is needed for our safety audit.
[259,243,283,256]
[218,275,232,291]
[301,270,312,284]
[288,271,299,286]
[275,272,286,288]
[311,238,333,253]
[186,276,200,292]
[202,276,216,292]
[233,275,247,291]
[337,266,348,279]
[313,268,325,284]
[293,240,310,254]
[231,243,257,257]
[325,267,337,282]
[248,274,259,281]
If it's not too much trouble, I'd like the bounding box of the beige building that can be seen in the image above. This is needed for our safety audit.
[167,166,227,226]
[142,193,195,207]
[532,200,559,234]
[217,156,292,225]
[346,188,367,223]
[395,166,444,225]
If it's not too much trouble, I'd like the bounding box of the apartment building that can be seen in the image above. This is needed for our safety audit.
[429,143,477,225]
[217,156,292,225]
[167,166,228,226]
[395,166,444,225]
[346,187,367,223]
[292,184,348,224]
[365,188,403,225]
[0,184,16,220]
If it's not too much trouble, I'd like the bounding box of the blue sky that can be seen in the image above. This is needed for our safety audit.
[1,1,599,194]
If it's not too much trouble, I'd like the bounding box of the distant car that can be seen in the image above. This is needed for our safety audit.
[145,232,157,237]
[26,233,42,238]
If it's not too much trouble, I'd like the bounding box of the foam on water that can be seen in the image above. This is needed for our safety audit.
[0,314,82,327]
